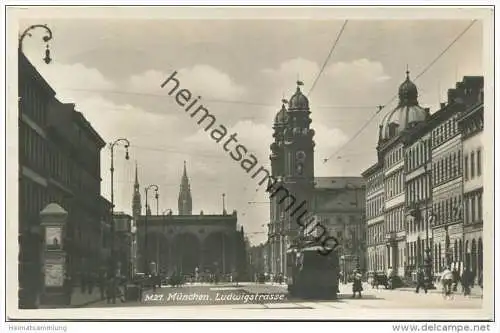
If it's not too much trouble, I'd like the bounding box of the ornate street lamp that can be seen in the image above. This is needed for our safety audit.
[19,24,53,64]
[144,184,159,274]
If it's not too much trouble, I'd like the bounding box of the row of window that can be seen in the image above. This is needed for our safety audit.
[367,238,482,274]
[464,148,482,181]
[367,222,385,246]
[405,138,431,172]
[432,149,462,187]
[406,174,431,205]
[20,80,48,127]
[432,195,462,225]
[20,122,101,196]
[407,210,432,234]
[385,170,404,199]
[385,206,405,233]
[19,178,52,225]
[384,146,404,169]
[464,190,483,225]
[20,122,46,175]
[462,114,484,138]
[366,172,383,194]
[432,116,459,148]
[366,194,384,219]
[407,239,428,266]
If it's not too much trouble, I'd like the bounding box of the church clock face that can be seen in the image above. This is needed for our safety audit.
[296,150,306,162]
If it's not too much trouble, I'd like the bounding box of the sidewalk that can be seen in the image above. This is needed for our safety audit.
[361,282,483,298]
[70,289,104,308]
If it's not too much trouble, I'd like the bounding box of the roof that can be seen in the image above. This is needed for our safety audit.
[314,177,365,190]
[19,52,56,96]
[361,161,382,177]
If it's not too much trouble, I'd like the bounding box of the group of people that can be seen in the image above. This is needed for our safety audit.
[414,266,482,297]
[436,267,482,297]
[63,270,128,304]
[348,266,483,299]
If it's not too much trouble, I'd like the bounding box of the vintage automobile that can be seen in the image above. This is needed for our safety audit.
[368,271,389,289]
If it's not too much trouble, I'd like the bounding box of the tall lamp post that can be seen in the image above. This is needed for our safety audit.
[144,184,159,274]
[109,138,130,304]
[19,24,53,64]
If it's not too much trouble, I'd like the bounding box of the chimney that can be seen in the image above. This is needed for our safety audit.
[447,89,456,104]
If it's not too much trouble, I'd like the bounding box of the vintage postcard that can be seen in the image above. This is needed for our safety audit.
[4,5,495,322]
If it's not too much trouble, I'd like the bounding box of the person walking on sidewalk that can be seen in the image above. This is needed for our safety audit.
[460,268,472,296]
[452,267,460,292]
[415,268,427,294]
[63,272,73,305]
[440,267,453,298]
[352,270,363,298]
[106,275,116,304]
[98,270,106,300]
[88,271,95,295]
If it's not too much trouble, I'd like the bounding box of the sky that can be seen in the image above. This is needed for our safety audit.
[17,10,484,245]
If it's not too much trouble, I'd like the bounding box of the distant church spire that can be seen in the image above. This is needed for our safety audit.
[132,161,142,218]
[178,161,192,215]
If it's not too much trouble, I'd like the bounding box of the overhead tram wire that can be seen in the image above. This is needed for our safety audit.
[308,20,349,97]
[58,87,375,110]
[321,19,478,164]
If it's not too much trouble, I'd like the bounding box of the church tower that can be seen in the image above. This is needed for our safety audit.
[178,161,193,215]
[282,81,316,235]
[132,161,142,218]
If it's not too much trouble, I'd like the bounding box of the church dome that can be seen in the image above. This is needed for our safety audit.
[274,103,288,124]
[398,70,418,105]
[288,81,309,111]
[380,70,429,141]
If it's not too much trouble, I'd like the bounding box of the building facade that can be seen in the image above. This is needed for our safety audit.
[313,177,366,274]
[457,83,484,283]
[267,82,366,277]
[363,73,484,279]
[363,162,385,272]
[133,163,247,278]
[18,52,111,308]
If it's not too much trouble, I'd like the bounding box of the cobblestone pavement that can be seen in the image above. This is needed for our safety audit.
[83,281,482,310]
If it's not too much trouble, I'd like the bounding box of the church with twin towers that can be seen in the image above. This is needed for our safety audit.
[132,161,248,278]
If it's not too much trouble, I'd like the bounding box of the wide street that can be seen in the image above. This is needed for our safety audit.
[89,282,483,310]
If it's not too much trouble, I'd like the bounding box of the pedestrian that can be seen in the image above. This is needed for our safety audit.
[63,272,73,305]
[452,267,460,292]
[98,270,105,300]
[88,271,95,294]
[106,276,116,304]
[440,266,453,297]
[80,272,87,294]
[415,268,427,294]
[461,268,472,296]
[352,270,363,298]
[386,266,394,289]
[478,271,483,298]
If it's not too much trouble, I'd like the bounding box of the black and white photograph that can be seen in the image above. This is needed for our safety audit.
[3,4,496,325]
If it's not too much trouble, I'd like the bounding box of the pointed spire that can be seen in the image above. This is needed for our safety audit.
[178,161,192,215]
[222,193,227,215]
[405,64,410,80]
[134,160,139,188]
[132,160,142,218]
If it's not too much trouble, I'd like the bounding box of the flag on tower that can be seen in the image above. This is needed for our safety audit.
[297,80,304,86]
